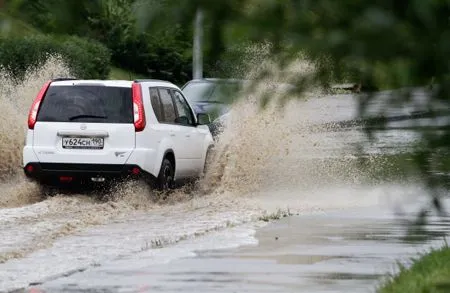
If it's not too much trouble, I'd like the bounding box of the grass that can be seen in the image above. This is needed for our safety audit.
[378,242,450,293]
[108,66,147,81]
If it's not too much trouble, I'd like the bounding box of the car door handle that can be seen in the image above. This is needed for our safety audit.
[170,133,176,137]
[185,134,190,137]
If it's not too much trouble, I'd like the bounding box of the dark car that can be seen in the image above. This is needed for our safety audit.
[182,78,303,138]
[181,78,248,138]
[181,78,247,119]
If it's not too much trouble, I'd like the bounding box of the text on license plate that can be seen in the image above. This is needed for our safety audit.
[62,137,104,149]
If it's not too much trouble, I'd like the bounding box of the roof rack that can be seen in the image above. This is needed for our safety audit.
[51,77,78,82]
[133,79,169,83]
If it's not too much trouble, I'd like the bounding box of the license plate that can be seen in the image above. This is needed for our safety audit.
[62,137,104,149]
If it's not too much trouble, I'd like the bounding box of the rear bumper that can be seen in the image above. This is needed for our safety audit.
[24,162,145,186]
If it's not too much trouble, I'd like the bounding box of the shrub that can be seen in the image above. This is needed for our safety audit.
[0,34,111,81]
[57,35,111,79]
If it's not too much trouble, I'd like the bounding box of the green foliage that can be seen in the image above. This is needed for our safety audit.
[378,243,450,293]
[5,0,96,34]
[87,0,193,84]
[109,66,146,80]
[0,34,56,80]
[135,0,247,78]
[87,0,137,63]
[141,0,449,90]
[5,0,195,85]
[0,11,39,36]
[0,34,111,81]
[57,35,111,80]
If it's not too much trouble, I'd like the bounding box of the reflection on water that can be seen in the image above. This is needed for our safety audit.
[162,203,450,293]
[28,194,450,293]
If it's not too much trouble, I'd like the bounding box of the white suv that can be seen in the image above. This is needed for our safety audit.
[23,78,214,191]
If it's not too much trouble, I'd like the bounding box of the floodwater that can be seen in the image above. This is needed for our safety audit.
[0,59,449,293]
[36,196,446,293]
[12,185,448,293]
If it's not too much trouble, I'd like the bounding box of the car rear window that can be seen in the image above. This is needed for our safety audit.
[36,85,133,123]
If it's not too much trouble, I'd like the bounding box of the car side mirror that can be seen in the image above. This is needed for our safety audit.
[197,113,211,125]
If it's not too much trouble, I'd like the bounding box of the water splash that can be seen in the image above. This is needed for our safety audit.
[197,56,404,210]
[0,55,71,182]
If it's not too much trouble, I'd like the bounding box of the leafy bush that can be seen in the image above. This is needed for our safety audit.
[87,0,194,85]
[0,34,111,81]
[57,35,111,79]
[6,0,195,84]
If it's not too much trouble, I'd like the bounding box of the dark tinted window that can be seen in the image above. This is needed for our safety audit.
[182,81,244,103]
[182,82,214,103]
[172,90,194,126]
[158,88,176,123]
[149,87,163,122]
[37,85,133,123]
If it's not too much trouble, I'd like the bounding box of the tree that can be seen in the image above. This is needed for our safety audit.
[6,0,96,34]
[4,0,195,84]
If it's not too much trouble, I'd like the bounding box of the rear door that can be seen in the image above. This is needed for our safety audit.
[171,89,205,160]
[157,87,197,176]
[33,83,135,165]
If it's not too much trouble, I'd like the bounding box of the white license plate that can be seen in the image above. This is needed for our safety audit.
[62,137,104,149]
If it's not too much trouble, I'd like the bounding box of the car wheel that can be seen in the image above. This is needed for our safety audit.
[156,158,175,191]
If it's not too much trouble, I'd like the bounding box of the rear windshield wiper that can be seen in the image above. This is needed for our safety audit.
[69,114,107,121]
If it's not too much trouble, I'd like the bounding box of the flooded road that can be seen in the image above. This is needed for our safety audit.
[17,185,449,293]
[181,197,449,293]
[0,59,449,293]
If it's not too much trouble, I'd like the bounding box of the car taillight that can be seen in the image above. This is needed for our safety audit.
[28,80,52,129]
[59,176,73,183]
[25,164,34,174]
[131,167,141,175]
[132,82,146,132]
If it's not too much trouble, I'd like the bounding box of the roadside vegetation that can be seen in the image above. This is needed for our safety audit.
[378,243,450,293]
[0,34,111,81]
[0,0,196,85]
[108,66,146,81]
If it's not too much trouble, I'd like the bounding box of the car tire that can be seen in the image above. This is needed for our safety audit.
[155,158,175,191]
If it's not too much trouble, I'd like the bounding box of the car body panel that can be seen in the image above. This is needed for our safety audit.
[33,122,136,165]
